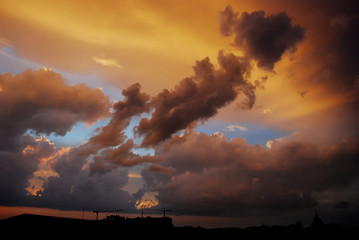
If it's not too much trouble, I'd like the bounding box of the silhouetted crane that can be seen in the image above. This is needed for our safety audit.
[93,209,122,220]
[141,208,172,218]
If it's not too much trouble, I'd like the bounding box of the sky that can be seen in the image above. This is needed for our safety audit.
[0,0,359,228]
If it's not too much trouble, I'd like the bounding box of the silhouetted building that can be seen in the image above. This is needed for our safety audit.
[310,210,325,229]
[0,213,173,239]
[1,212,357,240]
[103,214,173,229]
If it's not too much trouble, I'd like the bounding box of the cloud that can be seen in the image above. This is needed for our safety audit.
[0,69,111,151]
[55,47,258,174]
[89,140,162,173]
[298,90,308,98]
[135,192,159,209]
[136,50,253,146]
[92,56,123,69]
[266,136,285,149]
[225,125,248,132]
[220,5,305,71]
[139,130,359,216]
[38,165,135,211]
[45,82,154,175]
[2,1,358,222]
[282,0,359,92]
[128,172,142,179]
[82,83,150,155]
[262,108,272,114]
[327,11,359,90]
[330,14,358,29]
[113,82,151,121]
[0,135,58,205]
[219,5,238,37]
[25,142,69,196]
[11,136,137,212]
[334,201,350,209]
[144,164,176,174]
[0,69,136,210]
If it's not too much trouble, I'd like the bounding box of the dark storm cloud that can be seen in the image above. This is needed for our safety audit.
[136,50,253,146]
[0,135,57,205]
[37,165,135,211]
[327,11,359,89]
[220,5,305,70]
[23,138,136,211]
[140,131,359,216]
[0,69,111,151]
[334,201,350,209]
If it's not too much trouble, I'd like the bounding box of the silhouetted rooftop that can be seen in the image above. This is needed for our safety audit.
[1,213,357,240]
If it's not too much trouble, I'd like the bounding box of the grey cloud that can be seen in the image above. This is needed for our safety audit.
[0,135,57,205]
[220,6,305,70]
[37,167,135,212]
[140,131,359,216]
[334,201,350,209]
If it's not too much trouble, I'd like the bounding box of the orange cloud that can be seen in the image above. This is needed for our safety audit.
[135,192,159,210]
[25,142,70,196]
[92,56,123,69]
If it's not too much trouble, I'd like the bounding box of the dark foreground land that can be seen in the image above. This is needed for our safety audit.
[1,213,358,240]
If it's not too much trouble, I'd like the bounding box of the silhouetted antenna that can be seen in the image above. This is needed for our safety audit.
[92,209,122,221]
[141,208,172,218]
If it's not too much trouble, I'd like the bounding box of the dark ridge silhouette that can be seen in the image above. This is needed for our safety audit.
[0,212,358,240]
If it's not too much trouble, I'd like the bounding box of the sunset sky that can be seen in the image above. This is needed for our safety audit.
[1,0,359,227]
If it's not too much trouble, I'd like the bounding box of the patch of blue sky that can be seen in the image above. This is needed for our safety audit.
[195,119,291,147]
[124,113,155,157]
[0,46,43,74]
[132,147,155,157]
[26,118,111,148]
[123,117,140,141]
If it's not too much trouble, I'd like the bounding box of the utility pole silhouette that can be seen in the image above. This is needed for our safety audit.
[140,208,172,218]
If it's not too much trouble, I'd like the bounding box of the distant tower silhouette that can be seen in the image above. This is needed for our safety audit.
[310,210,325,229]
